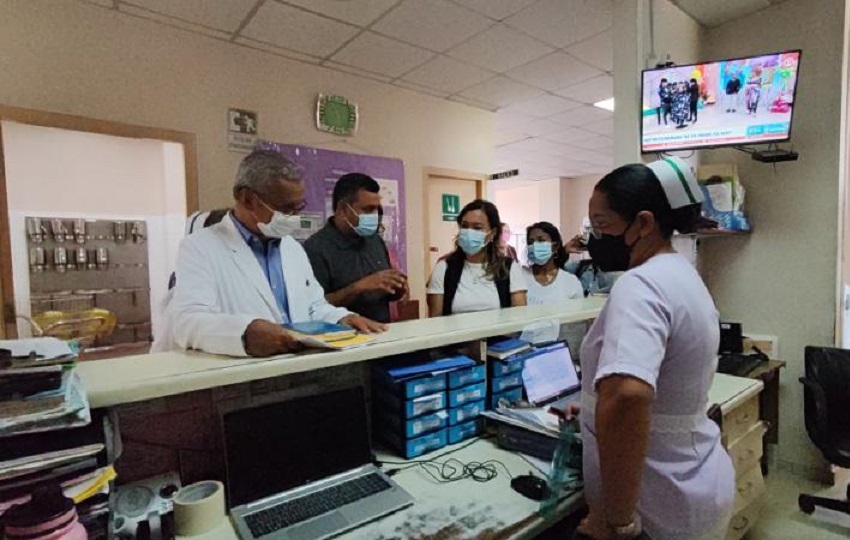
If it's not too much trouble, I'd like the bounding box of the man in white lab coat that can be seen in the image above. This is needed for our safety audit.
[166,150,385,357]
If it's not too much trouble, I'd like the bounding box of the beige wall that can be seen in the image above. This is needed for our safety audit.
[613,0,703,166]
[560,175,600,239]
[0,0,495,303]
[699,0,845,473]
[489,177,561,258]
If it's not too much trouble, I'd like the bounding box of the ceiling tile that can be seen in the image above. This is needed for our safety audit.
[372,0,493,52]
[584,117,613,136]
[447,94,499,111]
[670,0,770,27]
[234,37,323,63]
[521,118,568,137]
[330,32,434,78]
[401,56,494,94]
[494,129,529,146]
[549,105,611,127]
[452,0,538,21]
[459,75,542,108]
[323,60,394,83]
[555,74,613,104]
[495,110,539,132]
[241,2,359,57]
[83,0,116,7]
[120,4,234,38]
[569,135,612,152]
[541,127,588,144]
[392,80,452,98]
[122,0,256,31]
[280,0,399,26]
[500,94,582,118]
[569,148,613,166]
[448,24,554,72]
[506,0,613,48]
[565,30,613,72]
[507,52,600,92]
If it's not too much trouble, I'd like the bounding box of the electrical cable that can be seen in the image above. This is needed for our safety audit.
[377,436,520,484]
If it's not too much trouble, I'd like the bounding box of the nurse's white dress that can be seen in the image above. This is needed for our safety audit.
[579,253,735,540]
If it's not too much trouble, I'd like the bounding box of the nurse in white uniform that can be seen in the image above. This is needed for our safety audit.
[522,221,583,305]
[567,157,734,540]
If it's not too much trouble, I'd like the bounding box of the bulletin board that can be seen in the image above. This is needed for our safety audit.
[258,141,407,273]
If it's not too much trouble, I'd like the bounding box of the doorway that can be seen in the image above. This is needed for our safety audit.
[0,106,198,359]
[422,168,486,276]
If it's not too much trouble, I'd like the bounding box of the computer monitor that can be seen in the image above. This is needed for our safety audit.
[522,343,581,406]
[222,387,372,508]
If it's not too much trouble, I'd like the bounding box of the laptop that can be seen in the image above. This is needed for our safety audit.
[521,342,582,408]
[223,387,414,540]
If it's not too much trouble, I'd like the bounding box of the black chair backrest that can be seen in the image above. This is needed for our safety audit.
[804,346,850,442]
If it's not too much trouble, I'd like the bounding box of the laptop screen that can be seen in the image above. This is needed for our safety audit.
[522,343,580,405]
[222,387,372,508]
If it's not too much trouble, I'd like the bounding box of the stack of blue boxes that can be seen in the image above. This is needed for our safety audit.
[372,355,487,459]
[487,338,531,408]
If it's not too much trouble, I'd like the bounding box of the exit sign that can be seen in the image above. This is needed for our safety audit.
[442,193,460,221]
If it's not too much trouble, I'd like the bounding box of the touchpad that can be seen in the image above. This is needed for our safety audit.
[287,512,348,540]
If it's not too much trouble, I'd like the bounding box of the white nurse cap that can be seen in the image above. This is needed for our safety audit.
[647,157,704,209]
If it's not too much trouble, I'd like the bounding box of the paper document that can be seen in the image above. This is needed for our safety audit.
[0,338,76,361]
[0,373,91,436]
[0,443,104,481]
[292,333,375,350]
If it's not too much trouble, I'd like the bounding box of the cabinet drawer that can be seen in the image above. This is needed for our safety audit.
[726,494,765,540]
[722,395,760,447]
[733,465,765,514]
[727,422,766,476]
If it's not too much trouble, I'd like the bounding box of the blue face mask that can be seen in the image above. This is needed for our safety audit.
[457,229,489,255]
[528,242,554,265]
[346,204,380,237]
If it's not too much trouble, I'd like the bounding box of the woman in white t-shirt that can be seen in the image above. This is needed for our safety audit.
[522,221,583,305]
[427,199,527,316]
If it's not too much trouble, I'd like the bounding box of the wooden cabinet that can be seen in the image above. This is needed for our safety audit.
[718,385,766,540]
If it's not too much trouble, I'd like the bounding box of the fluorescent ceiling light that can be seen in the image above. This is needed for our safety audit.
[593,98,615,111]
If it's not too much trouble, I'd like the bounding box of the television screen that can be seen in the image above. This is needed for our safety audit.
[641,50,801,153]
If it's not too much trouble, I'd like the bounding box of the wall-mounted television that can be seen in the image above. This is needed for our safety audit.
[640,50,801,153]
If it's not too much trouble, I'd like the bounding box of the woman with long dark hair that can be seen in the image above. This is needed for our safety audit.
[426,199,526,317]
[566,157,734,540]
[523,221,583,305]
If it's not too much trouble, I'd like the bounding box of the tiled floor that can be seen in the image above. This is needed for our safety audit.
[748,468,850,539]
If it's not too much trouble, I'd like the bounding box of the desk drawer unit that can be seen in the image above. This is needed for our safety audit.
[722,394,760,447]
[726,493,766,540]
[732,464,766,515]
[727,422,766,477]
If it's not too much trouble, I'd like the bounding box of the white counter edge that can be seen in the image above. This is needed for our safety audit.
[79,299,605,408]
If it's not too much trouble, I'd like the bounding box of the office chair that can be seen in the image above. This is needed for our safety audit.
[798,346,850,515]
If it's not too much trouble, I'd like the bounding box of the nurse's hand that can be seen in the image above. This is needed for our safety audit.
[563,403,581,421]
[243,319,302,357]
[340,314,388,334]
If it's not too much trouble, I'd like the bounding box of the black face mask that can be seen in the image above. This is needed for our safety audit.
[586,223,635,272]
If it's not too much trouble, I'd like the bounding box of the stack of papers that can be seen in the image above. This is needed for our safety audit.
[482,406,561,438]
[283,322,376,350]
[0,338,90,437]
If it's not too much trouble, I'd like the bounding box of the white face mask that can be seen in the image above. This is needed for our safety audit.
[256,200,301,238]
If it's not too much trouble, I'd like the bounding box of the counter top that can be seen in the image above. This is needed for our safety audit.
[78,299,605,408]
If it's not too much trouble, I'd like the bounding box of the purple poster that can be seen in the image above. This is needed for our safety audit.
[259,141,407,273]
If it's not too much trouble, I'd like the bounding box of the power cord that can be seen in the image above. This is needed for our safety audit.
[378,436,518,484]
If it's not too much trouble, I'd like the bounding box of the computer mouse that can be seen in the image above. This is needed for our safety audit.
[510,474,550,501]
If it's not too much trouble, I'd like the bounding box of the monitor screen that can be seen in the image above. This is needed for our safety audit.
[641,50,801,153]
[522,344,580,405]
[222,387,372,508]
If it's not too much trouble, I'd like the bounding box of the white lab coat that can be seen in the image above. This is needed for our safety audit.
[160,216,350,357]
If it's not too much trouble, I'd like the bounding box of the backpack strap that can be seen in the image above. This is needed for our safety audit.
[495,259,512,308]
[442,252,465,316]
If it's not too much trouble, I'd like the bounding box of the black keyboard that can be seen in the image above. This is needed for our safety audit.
[717,354,763,376]
[244,473,391,538]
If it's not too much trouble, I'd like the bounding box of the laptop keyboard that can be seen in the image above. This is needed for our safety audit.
[244,473,392,538]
